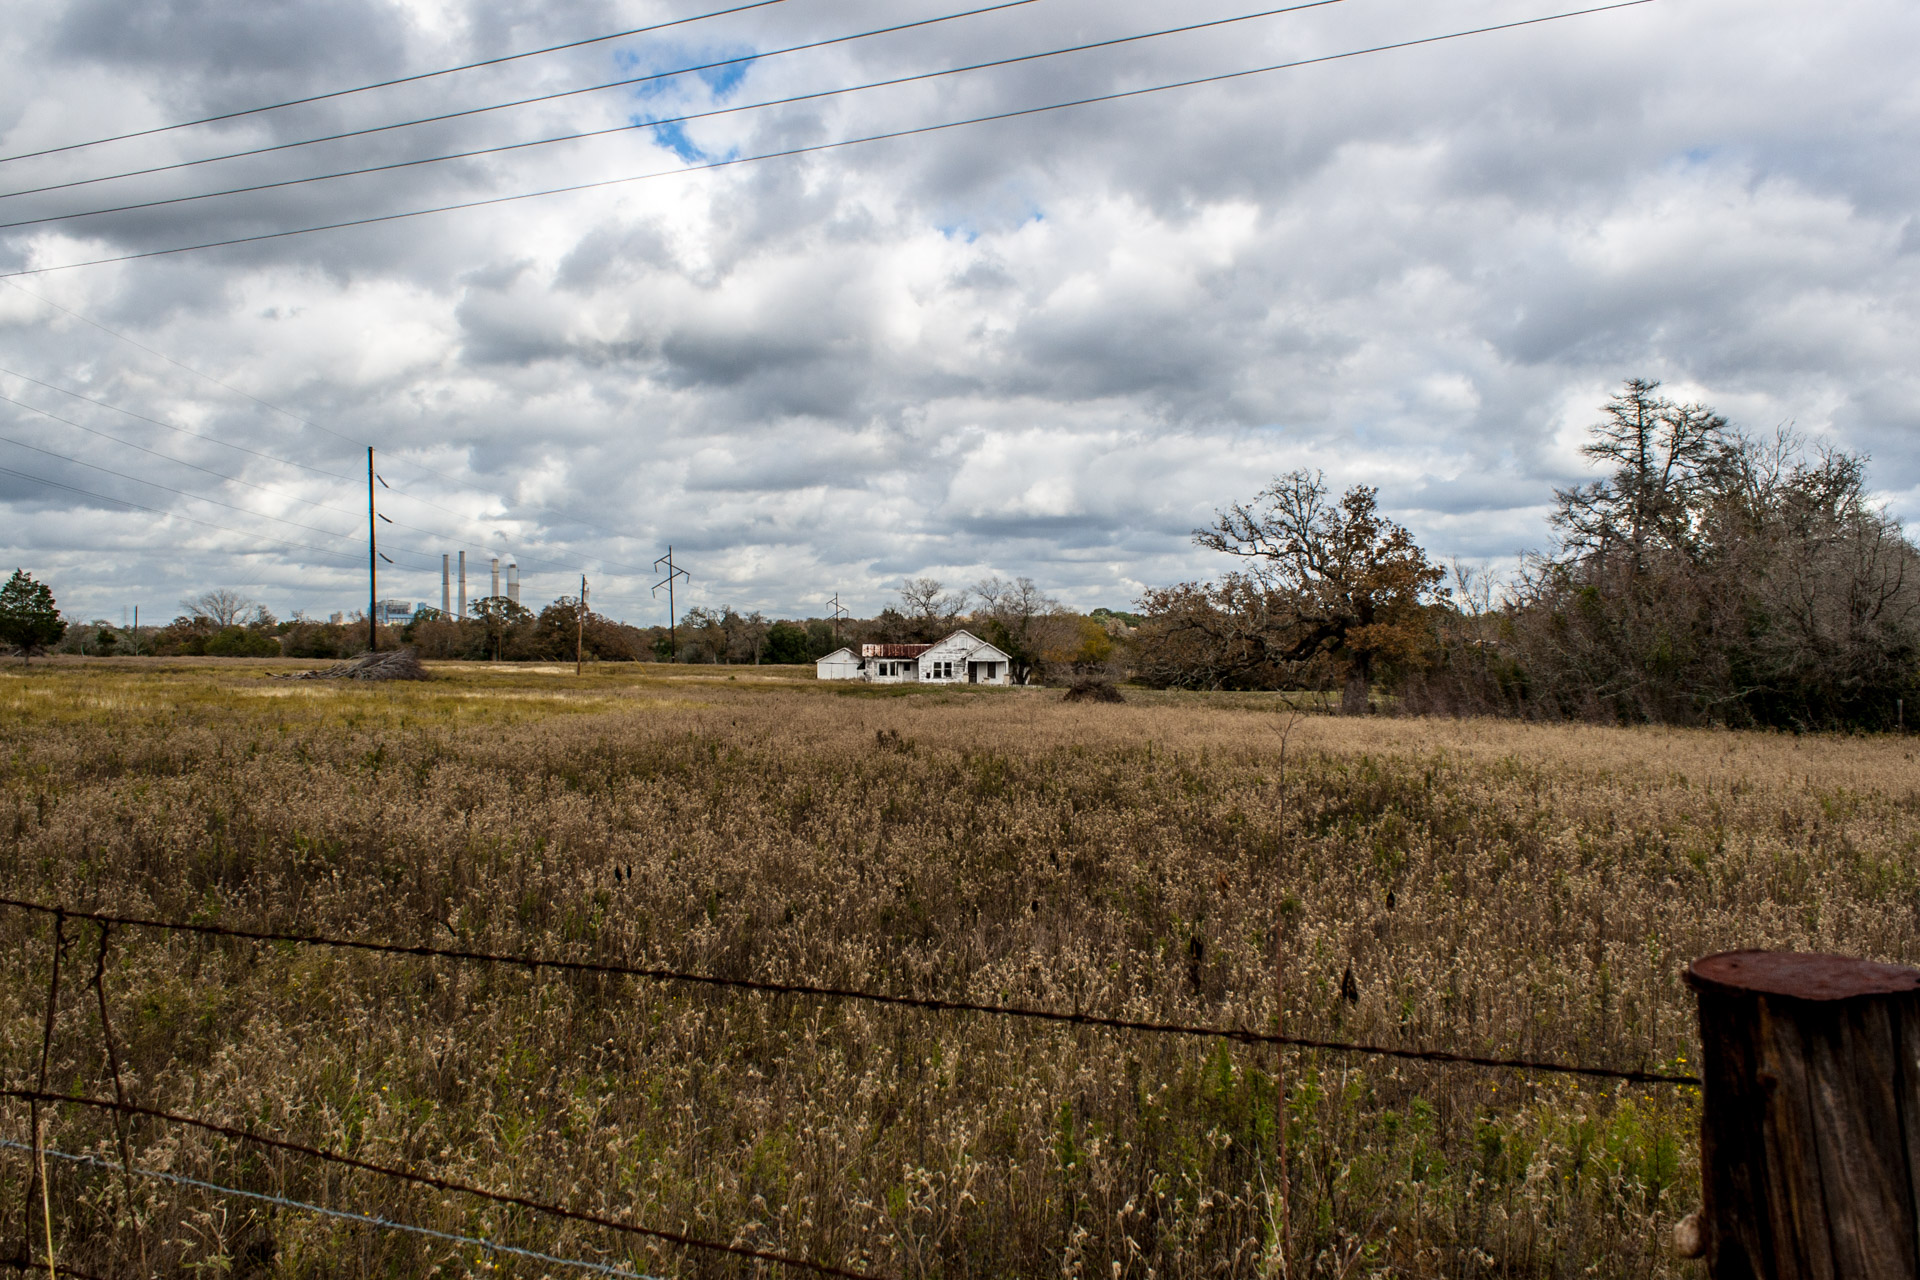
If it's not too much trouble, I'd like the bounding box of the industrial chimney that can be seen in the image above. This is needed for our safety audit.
[507,563,520,605]
[491,557,501,601]
[442,555,450,615]
[458,551,467,618]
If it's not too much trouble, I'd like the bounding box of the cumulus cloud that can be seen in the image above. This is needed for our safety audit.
[2,0,1916,623]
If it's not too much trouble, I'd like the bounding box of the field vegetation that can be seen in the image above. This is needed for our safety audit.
[3,658,1918,1277]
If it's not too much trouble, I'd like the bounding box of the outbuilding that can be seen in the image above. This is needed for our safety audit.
[814,647,864,680]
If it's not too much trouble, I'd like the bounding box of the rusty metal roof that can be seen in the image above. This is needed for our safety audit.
[861,644,932,658]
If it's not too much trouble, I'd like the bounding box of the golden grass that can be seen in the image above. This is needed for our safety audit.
[3,658,1917,1277]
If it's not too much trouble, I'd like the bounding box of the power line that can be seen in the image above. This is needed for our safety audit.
[0,897,1700,1085]
[0,357,652,580]
[0,0,1041,205]
[3,1139,664,1280]
[0,2,1656,281]
[0,280,671,571]
[0,385,372,519]
[2,0,1360,234]
[0,1089,884,1280]
[0,0,789,166]
[0,460,374,569]
[0,364,356,483]
[0,411,465,567]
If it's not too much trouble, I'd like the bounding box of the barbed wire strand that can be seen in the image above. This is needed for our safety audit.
[0,898,1700,1086]
[0,1088,882,1280]
[0,1139,664,1280]
[84,923,147,1275]
[0,1248,103,1280]
[25,910,66,1280]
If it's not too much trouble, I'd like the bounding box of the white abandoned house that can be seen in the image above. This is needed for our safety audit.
[815,629,1013,685]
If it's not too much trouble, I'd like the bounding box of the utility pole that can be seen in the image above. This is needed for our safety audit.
[829,592,849,645]
[576,574,587,675]
[367,447,377,653]
[652,547,689,663]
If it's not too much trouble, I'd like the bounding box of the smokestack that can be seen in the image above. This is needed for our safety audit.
[442,555,451,615]
[507,563,520,605]
[458,551,467,618]
[491,557,501,600]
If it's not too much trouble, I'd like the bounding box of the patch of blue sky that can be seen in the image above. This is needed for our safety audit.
[648,120,712,164]
[612,42,758,103]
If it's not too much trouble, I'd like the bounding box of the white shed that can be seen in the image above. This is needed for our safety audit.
[815,647,864,680]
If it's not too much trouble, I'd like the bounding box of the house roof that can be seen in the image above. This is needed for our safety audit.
[815,647,856,662]
[862,643,932,658]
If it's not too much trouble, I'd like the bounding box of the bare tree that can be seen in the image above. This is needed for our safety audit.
[971,575,1070,684]
[181,588,258,629]
[898,577,967,639]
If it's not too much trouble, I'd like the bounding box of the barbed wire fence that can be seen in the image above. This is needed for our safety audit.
[1,897,1700,1277]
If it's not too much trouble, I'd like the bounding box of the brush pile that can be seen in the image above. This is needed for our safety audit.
[281,647,431,681]
[1061,678,1125,703]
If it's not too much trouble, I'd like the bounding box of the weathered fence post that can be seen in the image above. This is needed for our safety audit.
[1685,949,1920,1278]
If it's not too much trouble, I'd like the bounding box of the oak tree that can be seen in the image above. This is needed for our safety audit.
[1195,471,1446,712]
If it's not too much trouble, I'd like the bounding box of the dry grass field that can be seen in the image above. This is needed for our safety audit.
[3,657,1918,1278]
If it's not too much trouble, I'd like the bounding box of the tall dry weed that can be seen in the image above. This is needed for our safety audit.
[2,660,1916,1276]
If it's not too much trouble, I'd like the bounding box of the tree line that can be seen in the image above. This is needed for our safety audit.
[6,571,1128,683]
[1133,379,1920,730]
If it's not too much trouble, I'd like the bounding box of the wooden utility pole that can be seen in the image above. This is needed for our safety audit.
[576,574,587,675]
[652,547,688,662]
[1684,950,1920,1278]
[830,592,849,646]
[367,447,378,653]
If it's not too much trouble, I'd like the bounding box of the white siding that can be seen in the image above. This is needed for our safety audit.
[815,649,863,680]
[918,631,1013,685]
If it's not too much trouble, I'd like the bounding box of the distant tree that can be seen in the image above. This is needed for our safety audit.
[0,571,66,664]
[1193,471,1447,712]
[181,588,258,629]
[765,620,812,664]
[1551,378,1730,569]
[1041,616,1119,682]
[1508,381,1920,728]
[971,575,1069,684]
[471,595,533,661]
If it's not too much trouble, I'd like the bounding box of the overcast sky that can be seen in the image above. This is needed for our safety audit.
[2,0,1915,625]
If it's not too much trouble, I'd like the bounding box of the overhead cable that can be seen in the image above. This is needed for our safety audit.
[0,0,1041,204]
[0,2,1658,280]
[0,282,678,564]
[0,0,789,166]
[0,461,375,569]
[0,415,448,566]
[0,357,651,578]
[2,0,1359,231]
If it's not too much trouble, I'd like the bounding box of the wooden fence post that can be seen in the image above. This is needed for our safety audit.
[1685,950,1920,1279]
